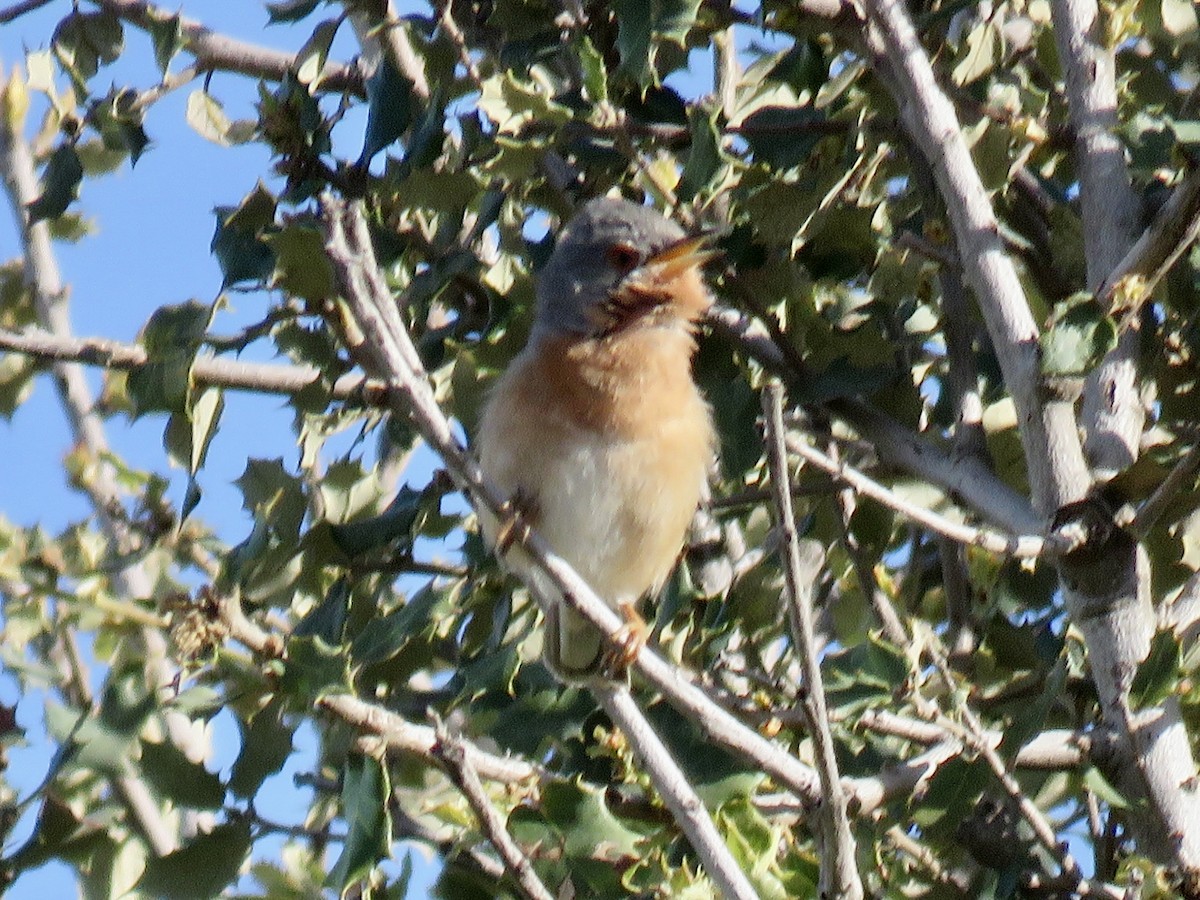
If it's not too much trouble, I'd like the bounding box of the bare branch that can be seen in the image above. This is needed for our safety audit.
[320,695,541,785]
[1131,442,1200,539]
[784,432,1054,558]
[430,718,556,900]
[0,0,53,24]
[0,326,386,403]
[861,0,1091,514]
[764,383,862,900]
[91,0,364,95]
[1099,168,1200,312]
[594,685,758,900]
[1050,0,1139,289]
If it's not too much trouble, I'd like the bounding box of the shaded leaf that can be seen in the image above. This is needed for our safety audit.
[358,59,414,165]
[1130,630,1180,709]
[327,755,391,892]
[137,818,252,899]
[27,144,83,223]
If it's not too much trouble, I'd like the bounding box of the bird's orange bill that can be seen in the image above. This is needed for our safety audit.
[640,235,719,281]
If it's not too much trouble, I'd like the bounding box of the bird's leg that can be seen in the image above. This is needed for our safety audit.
[599,599,648,678]
[494,487,538,556]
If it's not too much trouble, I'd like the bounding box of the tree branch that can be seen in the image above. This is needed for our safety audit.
[594,684,758,900]
[1098,167,1200,313]
[320,695,541,786]
[90,0,364,95]
[430,717,555,900]
[764,383,862,900]
[861,0,1091,515]
[783,430,1055,558]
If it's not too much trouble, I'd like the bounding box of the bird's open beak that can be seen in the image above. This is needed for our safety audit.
[638,235,720,281]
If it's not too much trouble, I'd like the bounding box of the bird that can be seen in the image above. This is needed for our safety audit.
[475,196,717,681]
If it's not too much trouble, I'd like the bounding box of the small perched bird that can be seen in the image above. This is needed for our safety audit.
[476,197,716,680]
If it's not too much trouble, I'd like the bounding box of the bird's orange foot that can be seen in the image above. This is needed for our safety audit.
[600,600,648,679]
[495,488,538,556]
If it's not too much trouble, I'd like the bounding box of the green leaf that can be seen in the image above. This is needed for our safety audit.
[137,818,252,899]
[327,755,392,892]
[541,781,643,860]
[677,105,722,202]
[52,11,123,81]
[187,89,235,146]
[294,577,350,644]
[295,19,341,90]
[267,0,322,22]
[88,87,150,166]
[478,72,572,135]
[766,40,828,94]
[358,59,414,165]
[951,21,1001,86]
[27,144,83,223]
[613,0,701,84]
[146,11,184,75]
[351,584,445,667]
[1083,766,1132,809]
[211,182,278,288]
[578,36,608,103]
[267,224,333,301]
[228,697,295,799]
[126,300,213,417]
[1130,629,1180,709]
[190,385,223,474]
[330,485,424,557]
[738,106,825,170]
[1040,296,1118,376]
[282,634,352,696]
[911,756,988,829]
[139,739,226,810]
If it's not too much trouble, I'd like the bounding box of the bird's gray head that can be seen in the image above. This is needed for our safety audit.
[532,198,710,339]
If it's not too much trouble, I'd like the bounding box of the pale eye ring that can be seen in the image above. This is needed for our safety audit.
[605,241,641,274]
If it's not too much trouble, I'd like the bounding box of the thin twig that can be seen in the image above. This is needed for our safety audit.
[1130,443,1200,539]
[764,383,862,900]
[783,432,1053,558]
[0,0,53,24]
[593,683,758,900]
[0,327,387,404]
[321,695,541,785]
[92,0,363,95]
[431,717,555,900]
[1098,167,1200,313]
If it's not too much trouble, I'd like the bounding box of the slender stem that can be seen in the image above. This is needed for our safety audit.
[784,432,1053,558]
[431,717,555,900]
[594,684,758,900]
[764,383,863,899]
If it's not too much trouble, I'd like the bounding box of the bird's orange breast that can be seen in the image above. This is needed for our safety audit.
[476,324,715,603]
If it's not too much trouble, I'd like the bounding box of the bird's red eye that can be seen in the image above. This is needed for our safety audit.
[605,242,641,274]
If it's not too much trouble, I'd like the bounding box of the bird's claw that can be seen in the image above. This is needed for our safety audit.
[495,488,537,556]
[599,600,648,679]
